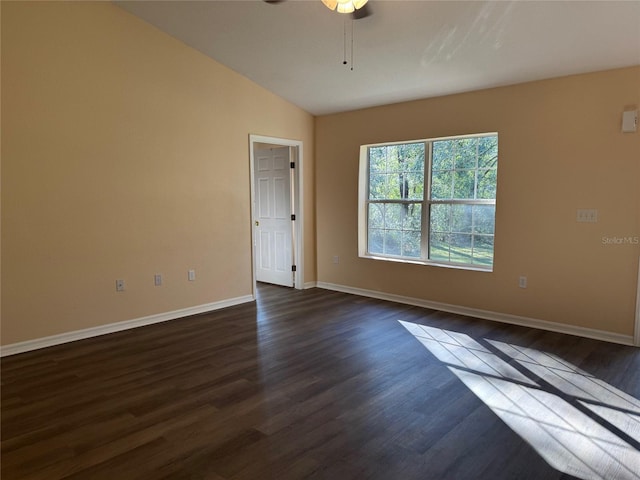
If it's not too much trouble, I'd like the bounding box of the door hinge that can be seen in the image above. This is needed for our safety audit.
[291,214,296,221]
[291,265,297,272]
[290,162,295,169]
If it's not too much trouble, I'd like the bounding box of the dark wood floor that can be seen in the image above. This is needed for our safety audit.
[2,284,639,479]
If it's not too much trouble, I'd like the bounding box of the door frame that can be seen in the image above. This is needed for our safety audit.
[249,134,304,295]
[635,256,640,346]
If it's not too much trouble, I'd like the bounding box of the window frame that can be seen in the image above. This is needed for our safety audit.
[358,132,498,272]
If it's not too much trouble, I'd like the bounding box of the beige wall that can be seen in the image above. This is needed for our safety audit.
[2,2,638,347]
[316,67,640,336]
[1,2,315,345]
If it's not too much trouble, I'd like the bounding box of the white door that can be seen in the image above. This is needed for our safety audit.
[254,147,293,287]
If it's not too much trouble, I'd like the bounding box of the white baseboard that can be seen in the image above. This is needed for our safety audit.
[4,282,635,357]
[316,282,636,346]
[0,294,255,357]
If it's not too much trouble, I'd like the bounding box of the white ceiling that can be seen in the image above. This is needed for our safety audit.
[116,0,640,116]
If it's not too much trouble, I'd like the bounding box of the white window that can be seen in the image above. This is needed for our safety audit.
[358,133,498,270]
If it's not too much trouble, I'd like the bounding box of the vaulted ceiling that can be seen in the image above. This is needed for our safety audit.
[116,0,640,115]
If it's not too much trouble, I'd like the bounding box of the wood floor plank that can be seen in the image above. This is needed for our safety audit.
[2,283,638,479]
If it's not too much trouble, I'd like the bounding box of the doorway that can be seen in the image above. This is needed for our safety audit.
[635,257,640,346]
[249,135,304,294]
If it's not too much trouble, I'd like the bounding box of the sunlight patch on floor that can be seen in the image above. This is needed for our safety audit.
[399,321,640,480]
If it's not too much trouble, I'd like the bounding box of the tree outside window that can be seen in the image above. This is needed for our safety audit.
[361,134,498,270]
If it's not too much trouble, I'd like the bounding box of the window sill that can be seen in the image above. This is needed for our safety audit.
[360,254,493,272]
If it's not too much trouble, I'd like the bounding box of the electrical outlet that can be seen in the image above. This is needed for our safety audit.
[519,276,527,289]
[332,255,340,264]
[188,269,196,281]
[154,274,162,286]
[116,279,125,292]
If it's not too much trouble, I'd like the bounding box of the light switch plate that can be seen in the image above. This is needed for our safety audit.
[622,110,638,133]
[577,209,598,223]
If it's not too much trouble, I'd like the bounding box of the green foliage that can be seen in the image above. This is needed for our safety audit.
[431,135,498,201]
[368,203,422,258]
[369,143,425,200]
[429,235,494,266]
[367,135,497,266]
[429,204,495,265]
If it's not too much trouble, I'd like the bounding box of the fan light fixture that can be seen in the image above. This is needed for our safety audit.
[322,0,368,14]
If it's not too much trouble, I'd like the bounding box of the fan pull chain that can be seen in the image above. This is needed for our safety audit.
[350,18,354,71]
[343,18,348,65]
[342,17,355,70]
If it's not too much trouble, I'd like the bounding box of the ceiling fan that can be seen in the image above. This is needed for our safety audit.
[264,0,372,70]
[264,0,373,19]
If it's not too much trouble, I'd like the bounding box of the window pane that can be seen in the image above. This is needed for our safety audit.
[370,144,425,173]
[402,230,421,258]
[398,143,425,172]
[368,203,384,229]
[402,171,425,200]
[432,141,453,170]
[428,203,496,266]
[477,169,497,199]
[403,203,422,230]
[451,204,472,233]
[368,173,387,200]
[430,204,450,233]
[384,230,402,256]
[429,232,450,262]
[449,233,473,263]
[384,203,403,229]
[386,146,400,172]
[368,228,384,255]
[454,138,478,169]
[473,205,495,234]
[473,235,494,266]
[453,170,475,199]
[368,202,422,258]
[478,136,498,169]
[369,146,387,173]
[432,135,498,202]
[369,144,425,201]
[429,135,497,267]
[386,174,403,200]
[431,170,453,199]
